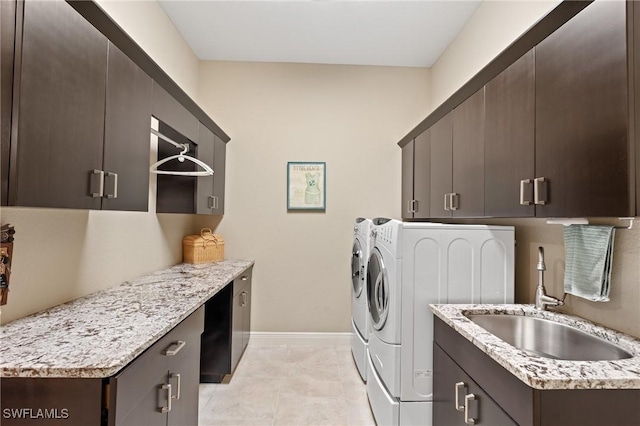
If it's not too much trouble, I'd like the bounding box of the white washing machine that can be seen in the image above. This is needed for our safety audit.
[351,217,372,382]
[366,218,514,426]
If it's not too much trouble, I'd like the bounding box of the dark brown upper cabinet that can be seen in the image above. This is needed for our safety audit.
[1,0,16,206]
[152,82,199,144]
[429,112,453,218]
[635,2,640,215]
[452,88,485,217]
[8,0,108,209]
[535,0,630,217]
[5,0,152,211]
[196,123,226,215]
[103,42,153,212]
[196,124,215,215]
[402,130,430,219]
[484,49,535,217]
[398,1,638,220]
[212,134,227,215]
[153,83,228,215]
[401,139,414,220]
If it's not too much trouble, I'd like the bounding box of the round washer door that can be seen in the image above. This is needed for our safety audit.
[367,248,389,330]
[351,240,364,297]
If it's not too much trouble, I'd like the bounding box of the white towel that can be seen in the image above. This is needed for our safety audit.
[563,225,615,302]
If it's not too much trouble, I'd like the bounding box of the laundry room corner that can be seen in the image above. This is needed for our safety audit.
[196,61,431,335]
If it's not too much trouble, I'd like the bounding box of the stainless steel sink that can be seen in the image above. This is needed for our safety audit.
[467,314,633,361]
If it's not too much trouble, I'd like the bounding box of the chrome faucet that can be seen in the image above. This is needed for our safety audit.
[535,247,565,311]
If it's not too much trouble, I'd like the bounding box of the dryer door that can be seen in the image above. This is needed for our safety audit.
[367,248,389,330]
[351,240,364,298]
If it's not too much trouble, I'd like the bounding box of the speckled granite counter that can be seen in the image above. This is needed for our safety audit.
[430,304,640,390]
[0,260,254,379]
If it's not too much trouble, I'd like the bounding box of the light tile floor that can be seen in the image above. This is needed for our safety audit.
[198,343,376,426]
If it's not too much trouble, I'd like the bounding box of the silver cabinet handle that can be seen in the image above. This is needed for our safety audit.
[450,193,459,211]
[215,196,219,209]
[105,172,118,199]
[444,193,450,211]
[208,196,215,209]
[534,177,548,205]
[241,291,248,307]
[407,200,418,214]
[164,340,186,356]
[158,383,172,413]
[464,393,477,425]
[90,170,104,198]
[520,179,532,205]
[455,382,466,411]
[170,373,181,400]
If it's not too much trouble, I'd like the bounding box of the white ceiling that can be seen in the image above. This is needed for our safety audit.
[158,0,481,68]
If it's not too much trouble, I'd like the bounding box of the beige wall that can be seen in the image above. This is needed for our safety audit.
[430,0,558,110]
[0,1,204,324]
[196,61,430,332]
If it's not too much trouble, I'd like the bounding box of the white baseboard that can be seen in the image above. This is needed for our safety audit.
[249,332,352,346]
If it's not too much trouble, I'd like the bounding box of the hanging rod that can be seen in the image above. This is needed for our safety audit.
[151,128,189,153]
[545,217,634,230]
[616,217,634,230]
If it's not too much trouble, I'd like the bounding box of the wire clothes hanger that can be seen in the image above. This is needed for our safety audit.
[149,128,214,176]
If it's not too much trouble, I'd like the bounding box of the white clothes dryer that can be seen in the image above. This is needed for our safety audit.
[366,219,515,426]
[351,217,372,381]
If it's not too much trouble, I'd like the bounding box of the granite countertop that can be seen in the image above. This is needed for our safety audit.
[0,260,254,379]
[430,304,640,390]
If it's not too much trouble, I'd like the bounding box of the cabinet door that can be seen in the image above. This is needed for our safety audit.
[12,0,107,209]
[166,310,204,426]
[240,268,253,350]
[452,88,485,217]
[535,0,629,217]
[430,112,453,218]
[485,50,535,217]
[636,1,640,216]
[212,134,226,215]
[434,344,517,426]
[1,0,16,206]
[413,130,431,219]
[401,139,414,219]
[116,371,170,426]
[196,124,215,214]
[102,42,152,211]
[434,343,467,426]
[230,282,244,373]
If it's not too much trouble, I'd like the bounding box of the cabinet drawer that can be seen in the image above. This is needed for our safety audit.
[233,266,253,296]
[110,307,204,424]
[434,317,534,426]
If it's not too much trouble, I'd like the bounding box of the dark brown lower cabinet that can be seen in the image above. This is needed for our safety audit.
[200,266,253,383]
[0,307,204,426]
[231,268,252,373]
[434,317,640,426]
[434,344,516,426]
[109,307,204,426]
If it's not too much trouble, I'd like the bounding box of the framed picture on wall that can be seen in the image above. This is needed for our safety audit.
[287,162,326,211]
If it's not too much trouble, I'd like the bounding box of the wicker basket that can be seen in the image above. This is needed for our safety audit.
[183,228,224,264]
